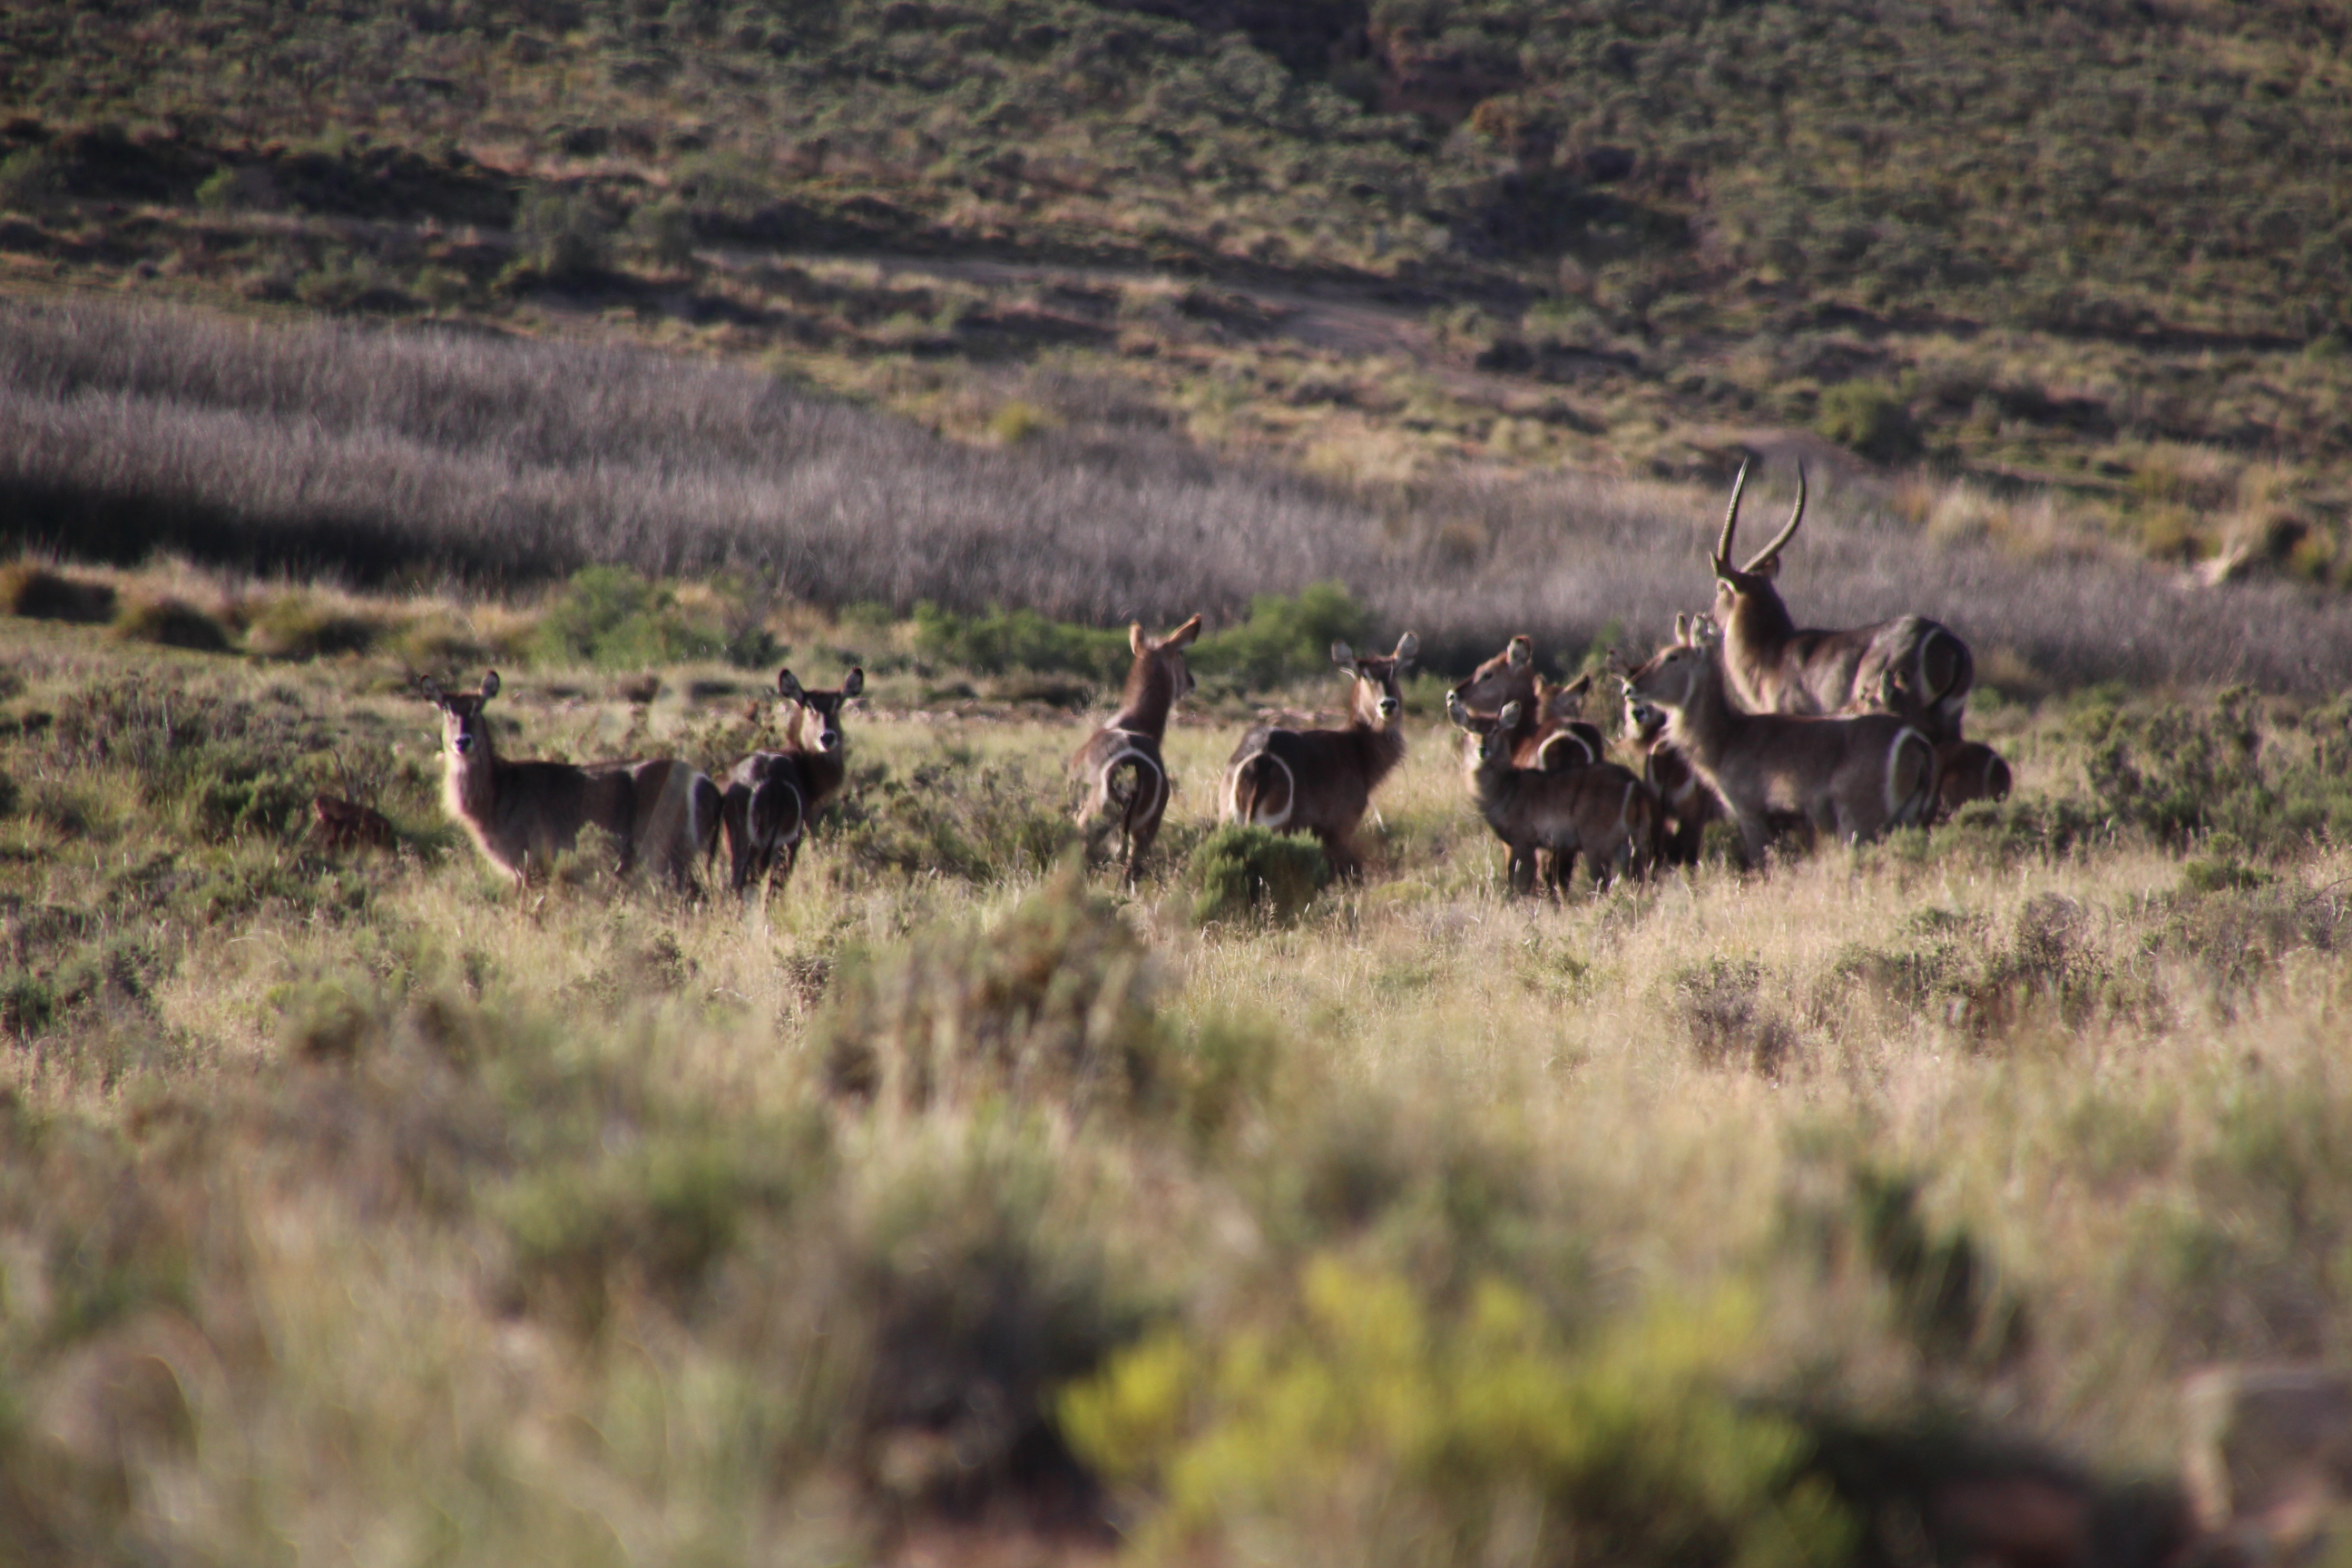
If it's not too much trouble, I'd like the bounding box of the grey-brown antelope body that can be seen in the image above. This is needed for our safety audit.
[1448,693,1656,895]
[1071,615,1200,882]
[1619,625,1937,861]
[424,671,708,897]
[1710,460,1975,741]
[717,667,863,895]
[1223,633,1417,878]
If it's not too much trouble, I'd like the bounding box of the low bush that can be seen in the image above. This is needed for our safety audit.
[0,562,117,623]
[242,593,385,659]
[1063,1259,1853,1567]
[818,864,1169,1117]
[535,565,725,669]
[1190,581,1373,689]
[1816,382,1922,464]
[911,602,1128,684]
[836,754,1073,884]
[1188,824,1329,926]
[112,595,233,653]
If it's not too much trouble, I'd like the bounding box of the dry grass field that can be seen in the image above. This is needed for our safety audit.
[3,544,2351,1563]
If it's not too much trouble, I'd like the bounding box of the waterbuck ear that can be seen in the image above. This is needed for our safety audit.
[478,671,500,701]
[1560,671,1592,699]
[1754,554,1783,580]
[1330,641,1357,667]
[1497,701,1522,730]
[841,668,866,698]
[776,668,804,702]
[1130,622,1149,657]
[1393,631,1418,664]
[1444,690,1470,729]
[1505,634,1533,669]
[417,675,445,704]
[1166,613,1202,649]
[1673,612,1691,644]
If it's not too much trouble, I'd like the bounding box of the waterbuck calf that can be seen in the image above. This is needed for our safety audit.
[1622,693,1720,867]
[1618,626,1938,862]
[423,671,708,897]
[1710,459,1975,741]
[1070,615,1200,882]
[1933,740,2013,822]
[717,666,864,896]
[1223,632,1418,878]
[1449,694,1656,895]
[1446,635,1605,770]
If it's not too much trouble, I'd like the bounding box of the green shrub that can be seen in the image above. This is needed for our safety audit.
[910,603,1128,683]
[1191,582,1372,688]
[111,595,233,652]
[1188,824,1329,926]
[1816,382,1922,464]
[1063,1259,1854,1567]
[514,186,612,281]
[0,144,66,214]
[535,565,724,669]
[623,195,696,268]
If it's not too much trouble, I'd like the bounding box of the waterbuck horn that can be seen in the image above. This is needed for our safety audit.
[1713,457,1752,571]
[1740,461,1807,573]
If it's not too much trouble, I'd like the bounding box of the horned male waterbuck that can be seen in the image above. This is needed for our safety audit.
[1070,615,1201,882]
[1223,632,1418,878]
[1447,635,1604,771]
[1710,459,1975,741]
[716,666,864,896]
[422,671,709,897]
[1448,693,1656,896]
[1616,622,1937,862]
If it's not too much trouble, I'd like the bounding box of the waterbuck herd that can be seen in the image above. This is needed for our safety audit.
[416,465,2012,902]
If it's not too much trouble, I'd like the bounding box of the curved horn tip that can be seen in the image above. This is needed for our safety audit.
[1715,456,1753,564]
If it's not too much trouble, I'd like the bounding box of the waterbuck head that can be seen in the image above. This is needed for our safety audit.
[421,671,501,760]
[1334,632,1418,729]
[1125,613,1202,714]
[1621,616,1720,716]
[1447,634,1535,716]
[1709,458,1807,630]
[776,666,865,753]
[1444,690,1515,763]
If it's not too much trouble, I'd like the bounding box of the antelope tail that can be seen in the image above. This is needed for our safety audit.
[1890,730,1938,828]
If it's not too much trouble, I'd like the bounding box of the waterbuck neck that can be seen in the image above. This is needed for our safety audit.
[1723,580,1798,646]
[1113,653,1179,737]
[1656,652,1744,769]
[441,723,505,823]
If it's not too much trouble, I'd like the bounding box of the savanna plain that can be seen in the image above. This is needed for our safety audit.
[10,3,2352,1564]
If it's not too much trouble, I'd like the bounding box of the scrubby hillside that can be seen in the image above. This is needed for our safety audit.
[5,1,2351,574]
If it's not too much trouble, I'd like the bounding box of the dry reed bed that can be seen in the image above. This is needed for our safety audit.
[9,297,2352,693]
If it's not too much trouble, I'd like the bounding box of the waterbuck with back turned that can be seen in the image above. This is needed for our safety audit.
[1448,693,1656,895]
[1710,459,1975,741]
[1071,614,1201,882]
[1616,622,1937,862]
[423,671,708,898]
[716,666,863,896]
[1223,632,1417,878]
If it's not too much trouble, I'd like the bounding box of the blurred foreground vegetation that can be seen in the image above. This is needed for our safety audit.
[1,560,2350,1561]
